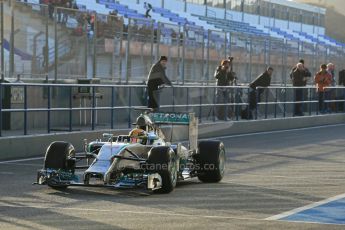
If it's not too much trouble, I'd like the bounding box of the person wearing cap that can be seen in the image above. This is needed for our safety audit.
[146,56,172,110]
[214,59,235,120]
[242,67,273,119]
[290,59,312,80]
[315,64,332,113]
[290,59,312,116]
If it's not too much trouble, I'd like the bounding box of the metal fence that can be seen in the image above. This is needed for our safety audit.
[1,82,345,137]
[1,1,345,84]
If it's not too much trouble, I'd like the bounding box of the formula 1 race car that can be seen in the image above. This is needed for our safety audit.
[35,110,226,193]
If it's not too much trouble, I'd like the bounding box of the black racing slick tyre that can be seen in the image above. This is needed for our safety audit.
[147,146,178,193]
[44,141,76,189]
[197,141,226,183]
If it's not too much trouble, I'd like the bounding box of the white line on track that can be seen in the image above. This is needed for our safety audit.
[0,157,44,164]
[0,172,14,175]
[0,163,42,167]
[265,193,345,220]
[0,204,344,226]
[200,123,345,141]
[0,204,262,221]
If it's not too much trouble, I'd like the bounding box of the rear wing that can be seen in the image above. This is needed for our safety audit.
[149,112,198,153]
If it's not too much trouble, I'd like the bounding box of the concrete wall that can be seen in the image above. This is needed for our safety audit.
[1,113,344,161]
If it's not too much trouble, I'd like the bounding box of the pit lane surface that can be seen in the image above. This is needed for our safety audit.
[1,124,345,230]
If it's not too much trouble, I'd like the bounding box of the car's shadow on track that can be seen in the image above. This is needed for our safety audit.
[45,179,203,198]
[41,176,326,217]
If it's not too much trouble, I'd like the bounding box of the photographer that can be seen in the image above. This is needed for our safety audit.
[214,58,236,120]
[290,59,311,116]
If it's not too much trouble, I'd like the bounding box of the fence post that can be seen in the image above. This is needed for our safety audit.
[316,89,319,115]
[9,5,14,78]
[0,1,4,81]
[335,88,339,113]
[54,7,58,82]
[281,39,286,85]
[128,87,132,128]
[274,88,277,118]
[309,87,312,116]
[125,18,131,84]
[265,88,268,119]
[181,25,186,84]
[283,87,287,118]
[92,13,97,79]
[111,86,115,129]
[0,82,2,137]
[199,87,202,122]
[186,87,189,112]
[343,88,345,115]
[249,36,253,81]
[91,86,95,130]
[235,87,239,121]
[213,87,216,122]
[201,29,205,84]
[228,32,232,60]
[225,87,228,121]
[267,36,271,67]
[156,22,161,60]
[255,89,258,120]
[247,88,250,119]
[47,85,51,133]
[206,30,210,83]
[84,17,88,78]
[172,86,175,112]
[45,6,49,76]
[69,86,73,132]
[24,85,27,135]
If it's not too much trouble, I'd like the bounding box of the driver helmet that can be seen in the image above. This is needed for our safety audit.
[128,128,147,144]
[135,115,153,132]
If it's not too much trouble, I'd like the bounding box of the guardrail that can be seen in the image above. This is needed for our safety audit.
[1,83,345,137]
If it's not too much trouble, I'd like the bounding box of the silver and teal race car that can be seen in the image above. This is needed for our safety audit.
[36,111,226,193]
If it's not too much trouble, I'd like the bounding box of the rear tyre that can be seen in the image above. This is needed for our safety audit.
[197,141,226,183]
[44,141,75,189]
[147,146,178,193]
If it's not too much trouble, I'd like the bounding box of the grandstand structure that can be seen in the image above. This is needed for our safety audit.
[1,0,344,84]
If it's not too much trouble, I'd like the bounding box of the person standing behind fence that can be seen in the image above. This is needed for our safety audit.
[147,56,172,111]
[290,60,311,116]
[242,67,273,119]
[315,64,332,113]
[214,59,236,120]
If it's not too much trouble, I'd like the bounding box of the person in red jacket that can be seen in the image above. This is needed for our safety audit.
[315,64,332,113]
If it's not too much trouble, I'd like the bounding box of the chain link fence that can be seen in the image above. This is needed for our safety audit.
[1,0,345,85]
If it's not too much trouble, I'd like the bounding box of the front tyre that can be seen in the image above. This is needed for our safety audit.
[44,141,76,189]
[197,141,226,183]
[147,146,178,193]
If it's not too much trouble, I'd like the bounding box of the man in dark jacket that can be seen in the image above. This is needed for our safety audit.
[214,59,236,120]
[147,56,172,110]
[291,63,307,116]
[246,67,273,118]
[290,59,311,116]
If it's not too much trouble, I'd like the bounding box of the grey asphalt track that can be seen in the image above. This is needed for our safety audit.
[1,124,345,230]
